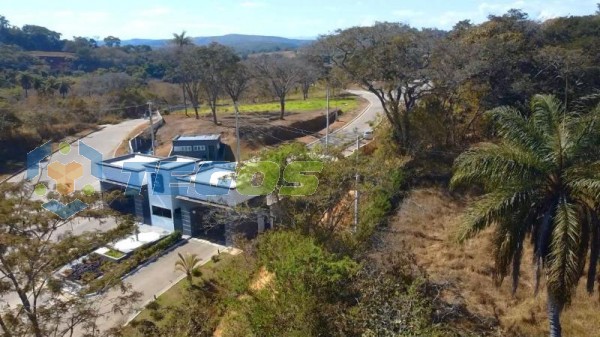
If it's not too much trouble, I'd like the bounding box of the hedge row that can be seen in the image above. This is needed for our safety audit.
[86,231,182,294]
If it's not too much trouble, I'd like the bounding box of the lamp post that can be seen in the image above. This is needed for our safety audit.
[147,101,155,155]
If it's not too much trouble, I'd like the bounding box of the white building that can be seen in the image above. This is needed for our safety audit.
[99,154,268,245]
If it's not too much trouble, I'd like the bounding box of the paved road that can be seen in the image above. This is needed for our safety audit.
[8,117,152,192]
[308,89,382,151]
[79,239,223,335]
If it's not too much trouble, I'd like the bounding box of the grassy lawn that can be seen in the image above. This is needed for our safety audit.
[125,252,255,335]
[104,248,125,259]
[172,95,358,115]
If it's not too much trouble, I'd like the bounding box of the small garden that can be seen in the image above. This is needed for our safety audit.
[57,231,183,294]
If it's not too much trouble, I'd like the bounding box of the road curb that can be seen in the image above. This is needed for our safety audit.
[307,90,375,147]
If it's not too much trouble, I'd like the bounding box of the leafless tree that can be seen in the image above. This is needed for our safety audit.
[315,23,437,150]
[250,55,302,120]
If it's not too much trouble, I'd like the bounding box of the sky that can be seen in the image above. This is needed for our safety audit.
[1,0,598,40]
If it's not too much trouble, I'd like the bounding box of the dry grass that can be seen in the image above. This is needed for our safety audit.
[386,188,600,337]
[113,123,149,157]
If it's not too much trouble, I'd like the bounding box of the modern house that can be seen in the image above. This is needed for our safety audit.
[99,154,268,245]
[170,134,224,161]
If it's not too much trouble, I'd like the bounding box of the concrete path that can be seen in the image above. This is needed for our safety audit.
[81,239,223,335]
[308,89,383,151]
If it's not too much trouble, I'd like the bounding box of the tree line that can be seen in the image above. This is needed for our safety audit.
[312,8,600,153]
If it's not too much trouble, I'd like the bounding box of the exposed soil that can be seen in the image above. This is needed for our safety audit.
[385,187,600,337]
[153,95,368,160]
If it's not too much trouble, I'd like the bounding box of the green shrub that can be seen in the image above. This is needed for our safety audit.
[145,301,160,311]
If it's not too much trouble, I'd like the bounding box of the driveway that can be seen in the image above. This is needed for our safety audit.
[79,239,223,334]
[308,89,383,152]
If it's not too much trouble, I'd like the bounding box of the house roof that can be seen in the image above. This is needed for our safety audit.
[101,154,161,171]
[143,156,197,170]
[173,134,221,141]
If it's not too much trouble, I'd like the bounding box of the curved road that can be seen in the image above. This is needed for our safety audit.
[308,89,383,152]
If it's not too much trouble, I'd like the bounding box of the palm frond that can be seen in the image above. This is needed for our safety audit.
[546,197,582,306]
[451,142,546,191]
[457,189,535,242]
[566,174,600,205]
[587,212,600,294]
[530,94,564,138]
[490,211,529,293]
[486,106,546,156]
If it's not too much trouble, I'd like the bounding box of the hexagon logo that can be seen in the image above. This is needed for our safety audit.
[26,140,103,219]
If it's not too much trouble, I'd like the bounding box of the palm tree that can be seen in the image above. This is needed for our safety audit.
[19,72,32,98]
[451,95,600,337]
[43,77,59,97]
[58,79,71,99]
[171,31,193,47]
[32,76,43,95]
[175,252,202,285]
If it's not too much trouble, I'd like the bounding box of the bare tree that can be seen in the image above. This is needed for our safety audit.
[178,46,204,119]
[297,59,319,100]
[198,43,240,125]
[222,61,251,161]
[315,23,436,151]
[250,55,302,120]
[169,33,195,118]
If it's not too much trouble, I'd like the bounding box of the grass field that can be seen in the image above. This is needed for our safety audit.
[173,96,358,115]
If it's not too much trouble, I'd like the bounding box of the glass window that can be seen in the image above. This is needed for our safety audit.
[150,173,164,193]
[152,206,172,218]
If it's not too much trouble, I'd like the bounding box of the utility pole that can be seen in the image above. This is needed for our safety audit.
[325,80,330,152]
[147,101,155,155]
[354,133,360,232]
[234,101,241,164]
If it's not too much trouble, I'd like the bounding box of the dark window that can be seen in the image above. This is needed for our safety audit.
[152,206,172,218]
[151,173,164,193]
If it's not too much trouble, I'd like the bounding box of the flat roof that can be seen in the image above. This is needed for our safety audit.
[176,162,238,188]
[102,154,161,171]
[144,156,196,170]
[174,134,221,141]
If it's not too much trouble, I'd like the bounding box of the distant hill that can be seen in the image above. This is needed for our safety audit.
[120,34,313,54]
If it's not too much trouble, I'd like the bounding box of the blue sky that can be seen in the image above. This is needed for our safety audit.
[1,0,597,39]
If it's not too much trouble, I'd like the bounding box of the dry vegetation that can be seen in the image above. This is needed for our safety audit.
[152,94,367,159]
[386,188,600,337]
